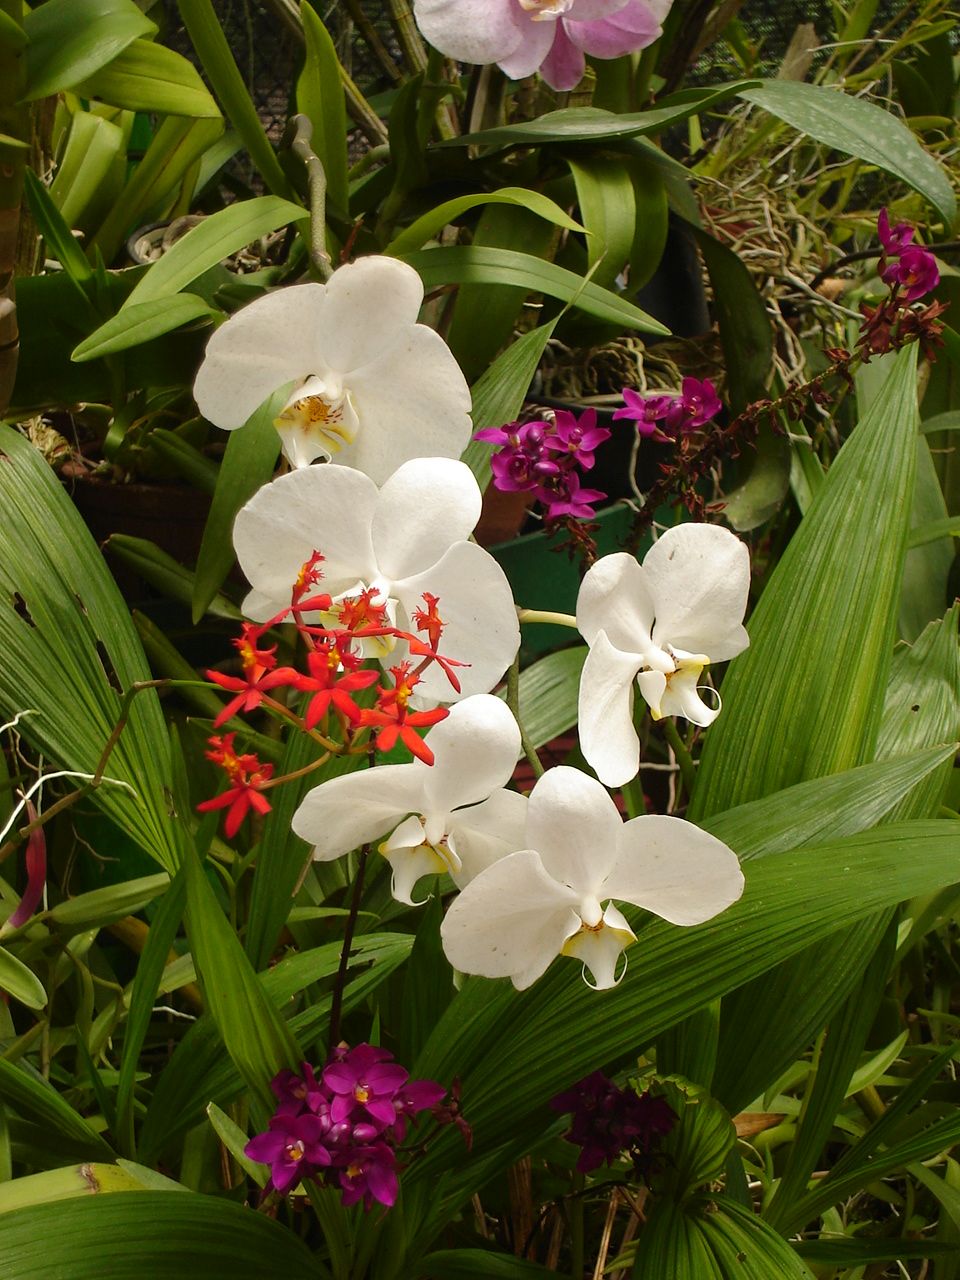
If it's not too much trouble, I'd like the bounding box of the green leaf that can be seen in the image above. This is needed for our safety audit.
[405,821,960,1223]
[23,0,155,101]
[183,841,300,1110]
[47,873,169,928]
[907,515,960,547]
[692,345,920,817]
[75,38,220,118]
[385,187,584,257]
[0,1163,148,1214]
[22,168,93,286]
[443,82,761,148]
[459,320,559,489]
[566,155,636,290]
[147,429,219,494]
[107,535,240,620]
[500,646,586,751]
[0,1059,113,1163]
[401,246,669,335]
[297,3,349,218]
[191,389,283,623]
[122,196,305,310]
[71,294,218,361]
[0,426,179,870]
[740,80,956,229]
[794,1239,957,1264]
[205,1103,267,1186]
[0,947,45,1011]
[47,110,125,237]
[0,1193,322,1278]
[415,1252,556,1278]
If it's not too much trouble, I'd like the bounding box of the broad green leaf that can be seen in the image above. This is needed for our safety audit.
[23,0,155,101]
[405,821,960,1226]
[702,744,957,860]
[0,426,179,870]
[147,429,218,494]
[205,1103,267,1186]
[183,842,299,1110]
[75,39,220,118]
[741,80,956,228]
[47,873,169,928]
[47,110,125,236]
[460,320,559,489]
[0,947,45,1010]
[415,1252,555,1278]
[692,346,920,817]
[401,246,668,335]
[387,188,583,257]
[794,1239,957,1264]
[567,155,636,290]
[0,1059,113,1163]
[443,82,760,148]
[72,294,218,361]
[108,535,241,621]
[0,1163,146,1214]
[191,389,283,622]
[22,168,93,286]
[901,438,954,639]
[297,3,349,217]
[697,1199,815,1278]
[174,0,293,201]
[0,1193,321,1279]
[90,116,225,262]
[123,196,305,309]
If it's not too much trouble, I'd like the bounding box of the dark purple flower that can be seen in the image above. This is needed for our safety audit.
[270,1062,325,1116]
[338,1143,398,1210]
[881,245,940,303]
[550,1072,675,1175]
[244,1112,332,1193]
[613,387,672,438]
[323,1051,409,1128]
[538,471,606,521]
[390,1079,447,1141]
[878,207,915,257]
[544,408,611,470]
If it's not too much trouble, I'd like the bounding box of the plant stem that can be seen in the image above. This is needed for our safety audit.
[342,0,402,83]
[662,718,696,803]
[507,656,544,780]
[517,609,578,629]
[286,113,332,279]
[327,843,370,1049]
[386,0,427,74]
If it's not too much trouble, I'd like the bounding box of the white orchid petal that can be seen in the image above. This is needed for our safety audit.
[316,257,424,373]
[419,695,521,812]
[291,763,423,860]
[656,663,720,727]
[578,633,643,788]
[193,285,325,430]
[526,766,621,893]
[440,849,581,990]
[643,524,750,661]
[383,840,453,907]
[561,903,636,990]
[372,459,481,582]
[344,328,472,486]
[604,815,744,925]
[233,466,379,621]
[576,553,655,654]
[394,542,520,702]
[412,0,524,65]
[449,789,529,887]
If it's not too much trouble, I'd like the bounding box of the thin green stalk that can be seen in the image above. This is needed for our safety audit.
[328,844,369,1048]
[507,656,544,780]
[518,609,578,629]
[386,0,428,74]
[176,0,294,200]
[286,113,332,279]
[662,717,697,803]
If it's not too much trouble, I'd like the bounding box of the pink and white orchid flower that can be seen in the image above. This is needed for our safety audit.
[293,695,526,905]
[440,766,744,989]
[194,257,471,482]
[232,458,520,705]
[413,0,672,92]
[577,524,750,788]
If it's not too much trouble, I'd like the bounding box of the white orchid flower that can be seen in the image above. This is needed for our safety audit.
[193,256,471,482]
[232,457,520,704]
[292,695,526,905]
[440,766,743,990]
[576,524,750,788]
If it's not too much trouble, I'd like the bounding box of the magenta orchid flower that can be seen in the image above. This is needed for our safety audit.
[413,0,672,92]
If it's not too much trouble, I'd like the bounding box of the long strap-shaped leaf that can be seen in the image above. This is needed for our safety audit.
[0,425,179,869]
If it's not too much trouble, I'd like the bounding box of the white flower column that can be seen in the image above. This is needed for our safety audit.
[193,256,471,481]
[440,766,744,989]
[576,523,750,788]
[293,695,526,905]
[232,457,521,705]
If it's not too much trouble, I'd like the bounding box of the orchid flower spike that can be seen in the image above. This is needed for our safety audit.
[440,766,744,990]
[293,695,527,905]
[414,0,672,92]
[194,257,471,482]
[232,458,520,704]
[576,523,750,788]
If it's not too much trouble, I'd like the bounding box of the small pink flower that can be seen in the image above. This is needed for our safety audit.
[881,245,940,303]
[413,0,672,92]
